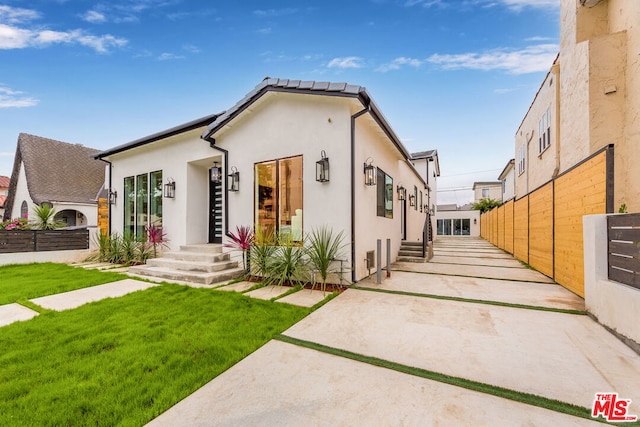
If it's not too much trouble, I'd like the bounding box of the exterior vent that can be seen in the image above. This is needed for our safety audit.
[366,250,375,269]
[579,0,603,7]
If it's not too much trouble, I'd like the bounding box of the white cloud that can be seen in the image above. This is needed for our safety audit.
[257,27,272,35]
[182,44,200,54]
[82,10,107,23]
[327,56,364,69]
[499,0,559,11]
[525,36,553,41]
[0,86,39,108]
[376,57,424,72]
[0,20,127,53]
[157,52,184,60]
[405,0,558,11]
[0,5,40,24]
[253,8,298,17]
[427,44,558,74]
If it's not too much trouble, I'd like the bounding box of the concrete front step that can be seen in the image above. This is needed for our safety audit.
[401,241,423,247]
[128,265,245,285]
[179,244,223,254]
[164,251,230,263]
[396,256,428,263]
[145,257,238,273]
[398,249,424,257]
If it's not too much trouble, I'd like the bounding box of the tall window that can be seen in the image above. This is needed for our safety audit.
[420,191,423,212]
[517,144,526,175]
[124,170,162,237]
[437,218,470,235]
[255,155,303,241]
[376,168,393,218]
[538,107,551,154]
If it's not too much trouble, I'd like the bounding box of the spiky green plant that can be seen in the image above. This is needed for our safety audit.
[305,226,346,294]
[30,204,64,230]
[249,227,277,283]
[270,234,306,287]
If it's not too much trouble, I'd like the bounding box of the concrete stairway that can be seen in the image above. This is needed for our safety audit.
[396,241,429,263]
[128,244,245,286]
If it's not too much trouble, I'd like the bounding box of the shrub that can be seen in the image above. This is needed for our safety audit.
[30,204,65,230]
[1,218,29,231]
[305,226,347,294]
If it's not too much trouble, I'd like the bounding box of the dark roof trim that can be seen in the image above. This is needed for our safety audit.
[498,159,515,180]
[95,112,220,159]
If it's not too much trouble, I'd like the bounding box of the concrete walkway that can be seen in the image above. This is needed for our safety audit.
[148,237,640,426]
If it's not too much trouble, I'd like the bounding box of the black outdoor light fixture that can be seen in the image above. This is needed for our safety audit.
[364,157,376,186]
[228,166,240,192]
[210,162,222,183]
[409,194,416,207]
[163,178,175,198]
[108,189,117,205]
[316,150,330,182]
[397,185,406,201]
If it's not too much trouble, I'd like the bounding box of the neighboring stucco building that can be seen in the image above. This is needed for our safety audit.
[3,134,104,227]
[517,0,640,211]
[96,78,431,283]
[498,159,515,202]
[472,181,502,203]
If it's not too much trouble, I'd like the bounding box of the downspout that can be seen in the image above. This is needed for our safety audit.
[203,136,231,238]
[351,105,370,284]
[97,158,112,235]
[551,62,561,177]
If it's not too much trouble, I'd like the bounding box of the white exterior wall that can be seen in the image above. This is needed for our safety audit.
[473,183,502,203]
[52,202,97,227]
[502,167,515,202]
[9,162,32,220]
[583,214,640,348]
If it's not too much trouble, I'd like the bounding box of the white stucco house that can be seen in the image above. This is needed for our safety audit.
[95,78,431,283]
[411,150,440,238]
[498,159,515,202]
[3,133,104,227]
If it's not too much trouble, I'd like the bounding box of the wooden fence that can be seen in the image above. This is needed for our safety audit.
[481,145,614,296]
[0,229,89,253]
[607,213,640,290]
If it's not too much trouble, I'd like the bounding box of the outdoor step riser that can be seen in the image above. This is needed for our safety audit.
[179,245,223,254]
[145,259,238,273]
[164,252,230,263]
[398,250,424,257]
[401,242,423,247]
[128,266,244,285]
[396,256,428,263]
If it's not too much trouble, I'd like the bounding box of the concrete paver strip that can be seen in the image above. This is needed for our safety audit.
[276,289,327,307]
[214,281,256,292]
[244,285,290,300]
[146,340,598,427]
[0,303,39,327]
[430,255,524,268]
[359,271,585,311]
[395,260,555,283]
[283,289,640,409]
[435,250,516,259]
[30,279,158,311]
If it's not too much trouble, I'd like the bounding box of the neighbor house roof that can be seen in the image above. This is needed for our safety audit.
[0,175,9,188]
[472,181,502,190]
[498,159,515,181]
[411,149,441,177]
[0,195,6,208]
[3,134,105,218]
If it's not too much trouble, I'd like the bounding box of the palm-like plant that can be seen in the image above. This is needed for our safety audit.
[270,234,306,287]
[249,227,276,283]
[305,226,346,294]
[30,204,64,230]
[224,225,254,272]
[145,223,169,258]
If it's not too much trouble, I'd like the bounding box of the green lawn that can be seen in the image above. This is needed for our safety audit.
[0,275,310,426]
[0,263,127,305]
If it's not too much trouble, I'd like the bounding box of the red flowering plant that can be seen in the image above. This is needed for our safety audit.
[144,223,169,258]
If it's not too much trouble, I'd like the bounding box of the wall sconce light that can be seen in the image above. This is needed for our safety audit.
[163,178,176,198]
[397,185,406,201]
[474,218,477,225]
[108,189,117,205]
[363,157,376,186]
[409,194,416,207]
[424,204,429,212]
[228,166,240,192]
[316,150,330,182]
[210,162,222,183]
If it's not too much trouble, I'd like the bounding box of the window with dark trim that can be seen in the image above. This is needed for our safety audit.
[420,191,423,212]
[376,168,393,218]
[414,186,418,211]
[124,170,162,237]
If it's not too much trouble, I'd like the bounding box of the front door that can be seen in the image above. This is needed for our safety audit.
[209,178,223,243]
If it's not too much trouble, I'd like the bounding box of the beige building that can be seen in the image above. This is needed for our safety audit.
[517,0,640,211]
[472,181,502,203]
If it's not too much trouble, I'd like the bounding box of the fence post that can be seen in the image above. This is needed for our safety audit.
[386,238,391,278]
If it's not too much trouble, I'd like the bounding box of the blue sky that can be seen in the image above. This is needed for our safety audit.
[0,0,559,204]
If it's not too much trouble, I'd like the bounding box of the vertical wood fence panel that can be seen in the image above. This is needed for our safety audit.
[527,182,554,277]
[504,200,514,254]
[513,196,529,263]
[497,205,505,250]
[554,151,608,296]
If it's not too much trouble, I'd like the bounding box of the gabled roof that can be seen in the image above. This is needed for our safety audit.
[201,77,414,162]
[0,176,9,188]
[4,134,104,217]
[472,181,502,190]
[498,159,515,181]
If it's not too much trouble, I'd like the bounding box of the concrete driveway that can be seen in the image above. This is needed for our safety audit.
[148,237,640,426]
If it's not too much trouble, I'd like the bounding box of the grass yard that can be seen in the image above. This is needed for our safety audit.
[0,263,127,305]
[0,282,310,426]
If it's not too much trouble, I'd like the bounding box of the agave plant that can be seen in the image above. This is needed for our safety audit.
[224,225,254,272]
[269,233,306,287]
[305,226,346,294]
[30,204,64,230]
[249,227,277,283]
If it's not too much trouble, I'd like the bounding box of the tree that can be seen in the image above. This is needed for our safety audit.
[471,198,501,213]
